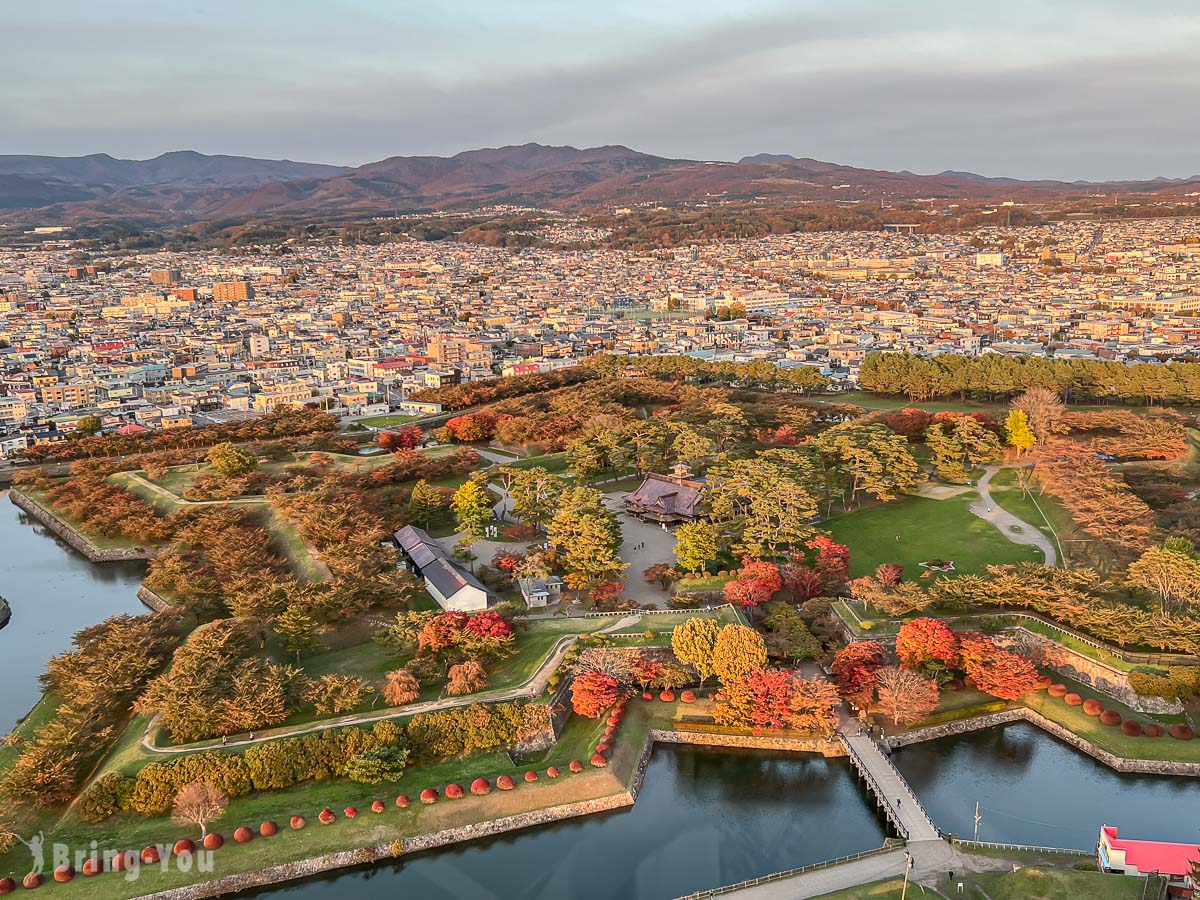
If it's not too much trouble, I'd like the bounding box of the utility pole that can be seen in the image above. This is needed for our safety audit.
[974,801,982,843]
[900,851,913,900]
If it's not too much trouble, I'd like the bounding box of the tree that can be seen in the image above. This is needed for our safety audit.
[305,674,374,716]
[712,624,768,685]
[546,487,625,589]
[452,479,493,543]
[713,670,840,735]
[508,467,563,528]
[815,423,921,506]
[671,617,721,684]
[831,640,885,708]
[382,668,421,706]
[1013,388,1064,440]
[446,660,488,696]
[172,781,228,838]
[674,521,720,575]
[706,450,821,556]
[1004,409,1036,456]
[762,601,823,662]
[925,416,1002,483]
[206,441,257,477]
[895,618,960,676]
[968,648,1041,700]
[1127,543,1200,613]
[724,558,783,609]
[344,745,412,783]
[874,667,939,726]
[407,479,446,529]
[274,605,320,662]
[570,671,619,718]
[75,415,101,435]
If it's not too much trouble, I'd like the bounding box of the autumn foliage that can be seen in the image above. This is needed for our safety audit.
[570,672,620,718]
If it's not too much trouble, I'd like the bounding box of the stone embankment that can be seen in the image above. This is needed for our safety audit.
[886,707,1200,777]
[131,727,840,899]
[8,489,157,562]
[137,586,173,612]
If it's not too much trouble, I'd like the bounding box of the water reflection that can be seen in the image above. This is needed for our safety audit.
[0,492,147,731]
[893,723,1200,849]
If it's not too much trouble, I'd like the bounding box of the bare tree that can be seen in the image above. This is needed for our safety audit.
[1013,388,1065,440]
[874,666,939,726]
[172,782,229,838]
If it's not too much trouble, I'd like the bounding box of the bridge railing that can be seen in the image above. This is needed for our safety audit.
[840,735,939,838]
[674,843,900,899]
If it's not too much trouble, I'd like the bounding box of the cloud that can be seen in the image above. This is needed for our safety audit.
[1,0,1197,180]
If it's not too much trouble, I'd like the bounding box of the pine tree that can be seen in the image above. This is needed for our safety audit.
[407,479,445,529]
[274,605,320,662]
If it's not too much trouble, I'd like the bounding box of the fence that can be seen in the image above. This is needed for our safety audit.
[674,844,900,899]
[953,839,1090,856]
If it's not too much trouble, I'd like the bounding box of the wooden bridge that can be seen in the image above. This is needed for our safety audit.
[839,729,940,842]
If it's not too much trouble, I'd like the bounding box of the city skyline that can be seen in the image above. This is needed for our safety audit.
[3,0,1199,181]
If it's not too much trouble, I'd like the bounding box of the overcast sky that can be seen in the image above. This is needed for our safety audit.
[3,0,1198,181]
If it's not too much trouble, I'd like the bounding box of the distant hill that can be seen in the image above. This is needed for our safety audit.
[2,144,1197,225]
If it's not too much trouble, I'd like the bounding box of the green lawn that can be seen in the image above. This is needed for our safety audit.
[987,469,1058,541]
[355,414,419,428]
[814,867,1142,900]
[823,492,1041,579]
[503,452,570,474]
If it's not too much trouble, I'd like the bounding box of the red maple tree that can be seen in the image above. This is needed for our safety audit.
[831,640,885,707]
[724,558,783,609]
[895,617,960,673]
[570,672,620,718]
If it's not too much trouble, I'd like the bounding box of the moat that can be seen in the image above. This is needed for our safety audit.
[4,490,1200,900]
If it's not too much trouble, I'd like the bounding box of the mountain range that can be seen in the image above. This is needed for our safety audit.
[2,144,1197,227]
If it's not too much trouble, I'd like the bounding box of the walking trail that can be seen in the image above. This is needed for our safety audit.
[140,613,643,755]
[969,465,1057,567]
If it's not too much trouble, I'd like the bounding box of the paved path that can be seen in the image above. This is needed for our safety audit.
[712,849,909,899]
[141,613,643,754]
[839,727,940,842]
[969,466,1057,567]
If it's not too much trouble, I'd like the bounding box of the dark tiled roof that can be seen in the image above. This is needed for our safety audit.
[623,474,704,518]
[395,524,494,600]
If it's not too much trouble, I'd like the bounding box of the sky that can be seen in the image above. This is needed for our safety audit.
[3,0,1199,181]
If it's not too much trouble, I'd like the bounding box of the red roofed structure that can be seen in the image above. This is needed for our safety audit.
[1098,825,1198,896]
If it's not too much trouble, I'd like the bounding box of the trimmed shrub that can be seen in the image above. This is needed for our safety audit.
[173,840,195,856]
[471,778,491,796]
[445,783,464,800]
[1099,710,1122,727]
[547,766,560,778]
[680,690,697,703]
[1082,699,1104,716]
[396,795,410,808]
[496,775,516,791]
[289,816,306,830]
[607,715,622,726]
[659,690,676,702]
[642,692,654,701]
[1169,724,1195,741]
[590,754,608,768]
[1144,723,1164,738]
[0,878,14,895]
[81,859,103,877]
[53,866,74,883]
[344,807,357,819]
[204,833,224,849]
[524,771,538,783]
[597,742,611,754]
[1063,693,1082,706]
[22,875,43,890]
[111,853,130,872]
[419,789,439,805]
[234,827,254,843]
[141,847,161,864]
[318,809,336,825]
[1034,675,1053,690]
[371,800,385,813]
[259,821,279,837]
[1121,721,1143,737]
[569,760,584,773]
[1047,684,1068,697]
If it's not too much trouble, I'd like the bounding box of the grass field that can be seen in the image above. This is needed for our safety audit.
[814,868,1143,900]
[354,414,420,428]
[823,492,1041,578]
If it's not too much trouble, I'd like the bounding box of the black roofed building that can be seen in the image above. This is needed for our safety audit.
[622,463,706,525]
[394,524,497,612]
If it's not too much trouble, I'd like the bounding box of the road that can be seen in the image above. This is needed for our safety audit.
[969,466,1057,567]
